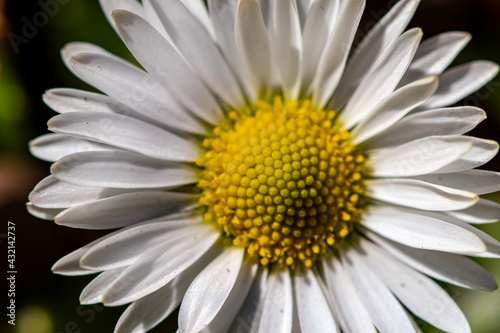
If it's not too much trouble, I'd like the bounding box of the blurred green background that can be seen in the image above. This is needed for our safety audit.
[1,0,500,332]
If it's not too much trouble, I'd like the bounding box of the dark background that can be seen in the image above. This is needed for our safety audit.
[1,0,500,332]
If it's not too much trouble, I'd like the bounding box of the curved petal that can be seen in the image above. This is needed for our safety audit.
[368,106,486,149]
[68,52,206,134]
[400,31,472,86]
[29,133,117,163]
[415,169,500,195]
[365,230,498,292]
[179,247,245,333]
[80,218,201,270]
[341,248,416,333]
[227,268,268,333]
[333,0,420,109]
[235,0,272,100]
[352,76,439,144]
[48,112,200,162]
[258,268,293,333]
[29,175,129,209]
[339,28,423,128]
[102,225,219,306]
[112,10,223,124]
[80,267,127,304]
[272,0,302,100]
[367,179,478,211]
[295,270,338,333]
[55,192,195,230]
[300,0,340,91]
[418,61,499,110]
[51,151,197,189]
[433,137,499,174]
[26,203,64,221]
[323,256,376,333]
[360,206,486,254]
[149,0,244,107]
[358,239,471,333]
[447,198,500,224]
[44,88,135,116]
[201,263,258,333]
[310,0,365,107]
[207,0,253,99]
[370,135,473,177]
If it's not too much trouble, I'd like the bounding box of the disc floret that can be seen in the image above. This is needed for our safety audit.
[197,97,368,269]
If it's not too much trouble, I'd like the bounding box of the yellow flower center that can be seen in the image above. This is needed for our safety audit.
[196,98,368,269]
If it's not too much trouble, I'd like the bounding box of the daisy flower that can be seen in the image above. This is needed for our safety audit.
[29,0,500,332]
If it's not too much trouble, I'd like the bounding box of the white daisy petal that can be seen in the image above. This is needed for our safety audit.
[29,133,116,163]
[447,198,500,224]
[26,203,64,221]
[61,42,119,77]
[368,106,486,149]
[365,230,498,292]
[300,0,340,91]
[201,263,258,333]
[80,267,127,304]
[258,269,293,333]
[360,206,486,254]
[311,0,365,107]
[235,0,272,100]
[296,0,312,27]
[112,10,224,125]
[98,0,145,28]
[341,248,417,333]
[149,0,244,107]
[415,169,500,195]
[29,176,129,209]
[352,76,439,144]
[272,0,302,100]
[44,87,190,131]
[227,268,268,333]
[418,61,500,110]
[358,239,471,333]
[68,52,206,134]
[433,137,499,173]
[370,136,473,177]
[55,192,195,230]
[80,218,201,270]
[44,88,133,115]
[51,151,197,189]
[179,247,246,333]
[339,28,422,129]
[368,178,478,211]
[323,257,376,333]
[333,0,420,109]
[179,0,216,39]
[207,0,253,99]
[51,212,198,276]
[114,259,206,333]
[431,214,500,258]
[103,225,219,306]
[48,112,199,162]
[400,32,472,86]
[295,270,338,333]
[51,232,121,276]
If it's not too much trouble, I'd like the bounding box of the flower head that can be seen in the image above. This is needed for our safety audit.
[29,0,500,332]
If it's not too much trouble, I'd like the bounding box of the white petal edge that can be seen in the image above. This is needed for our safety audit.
[358,239,471,333]
[51,151,197,189]
[360,205,486,254]
[179,247,245,333]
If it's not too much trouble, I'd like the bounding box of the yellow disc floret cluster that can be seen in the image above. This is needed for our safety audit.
[196,98,368,269]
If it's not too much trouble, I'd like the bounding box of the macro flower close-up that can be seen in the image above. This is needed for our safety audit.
[19,0,500,332]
